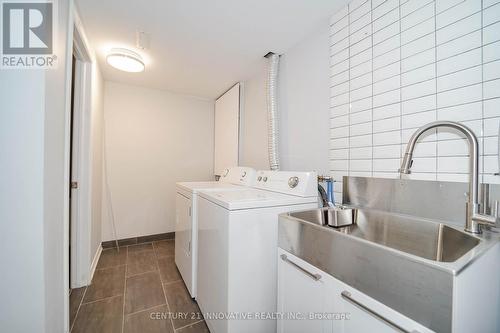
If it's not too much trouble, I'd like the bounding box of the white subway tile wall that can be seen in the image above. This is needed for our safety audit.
[329,0,500,202]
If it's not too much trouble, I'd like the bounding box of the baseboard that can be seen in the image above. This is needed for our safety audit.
[88,244,102,284]
[102,231,175,249]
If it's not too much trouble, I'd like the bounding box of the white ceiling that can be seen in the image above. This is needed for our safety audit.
[76,0,347,99]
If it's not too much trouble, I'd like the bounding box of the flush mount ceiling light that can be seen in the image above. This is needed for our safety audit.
[106,48,145,72]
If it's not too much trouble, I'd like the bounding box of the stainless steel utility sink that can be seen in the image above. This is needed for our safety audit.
[279,207,495,332]
[288,208,480,262]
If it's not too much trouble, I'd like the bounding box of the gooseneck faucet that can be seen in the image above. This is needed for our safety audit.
[399,121,499,234]
[318,175,335,207]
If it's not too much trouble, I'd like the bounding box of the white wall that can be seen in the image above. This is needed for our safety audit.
[329,0,500,200]
[102,82,214,241]
[239,21,331,175]
[279,21,331,175]
[0,0,72,331]
[0,70,47,332]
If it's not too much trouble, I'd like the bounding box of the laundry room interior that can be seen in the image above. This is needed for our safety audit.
[1,0,500,333]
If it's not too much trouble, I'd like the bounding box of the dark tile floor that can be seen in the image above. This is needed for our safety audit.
[70,240,209,333]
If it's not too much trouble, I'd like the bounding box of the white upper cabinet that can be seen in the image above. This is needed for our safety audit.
[214,83,241,176]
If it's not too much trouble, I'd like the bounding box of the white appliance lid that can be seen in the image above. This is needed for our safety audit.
[176,181,242,193]
[198,188,318,210]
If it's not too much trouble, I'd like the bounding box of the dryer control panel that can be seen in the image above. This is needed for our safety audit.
[254,170,318,197]
[219,167,256,186]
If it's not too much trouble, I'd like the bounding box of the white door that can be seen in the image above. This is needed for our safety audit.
[337,289,401,333]
[277,250,333,333]
[175,193,192,294]
[214,83,240,176]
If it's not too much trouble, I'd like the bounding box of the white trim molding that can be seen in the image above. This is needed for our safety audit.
[89,244,102,284]
[69,7,99,289]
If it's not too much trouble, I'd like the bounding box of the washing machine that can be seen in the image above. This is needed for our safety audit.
[175,166,256,299]
[196,170,318,333]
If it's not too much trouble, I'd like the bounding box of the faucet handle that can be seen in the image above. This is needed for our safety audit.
[493,200,499,219]
[472,200,500,230]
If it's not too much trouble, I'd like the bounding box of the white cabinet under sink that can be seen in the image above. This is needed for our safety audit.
[277,251,335,333]
[277,248,434,333]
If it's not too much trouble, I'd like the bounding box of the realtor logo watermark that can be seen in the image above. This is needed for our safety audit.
[1,0,57,68]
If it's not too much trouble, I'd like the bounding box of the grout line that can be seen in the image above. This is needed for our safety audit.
[334,74,500,110]
[80,294,123,306]
[121,246,128,333]
[175,319,204,332]
[435,0,466,16]
[330,17,500,57]
[334,67,486,102]
[162,279,183,286]
[434,0,439,181]
[347,0,352,179]
[125,268,159,279]
[331,133,500,149]
[373,8,399,33]
[349,0,369,16]
[94,263,127,273]
[155,247,176,333]
[69,286,88,332]
[481,0,485,184]
[125,303,167,317]
[348,4,371,27]
[331,122,500,140]
[398,0,403,179]
[401,0,435,20]
[371,0,375,178]
[350,14,372,36]
[330,0,500,183]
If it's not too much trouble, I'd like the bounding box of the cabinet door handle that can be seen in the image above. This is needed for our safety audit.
[341,291,420,333]
[280,254,321,281]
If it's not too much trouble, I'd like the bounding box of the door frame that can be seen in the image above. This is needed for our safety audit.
[68,10,94,289]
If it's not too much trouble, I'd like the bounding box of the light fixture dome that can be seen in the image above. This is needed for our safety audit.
[106,48,145,72]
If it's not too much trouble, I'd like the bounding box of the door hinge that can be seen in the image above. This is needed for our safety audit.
[188,240,191,254]
[71,181,78,189]
[189,207,192,217]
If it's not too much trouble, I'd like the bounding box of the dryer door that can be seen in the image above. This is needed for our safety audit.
[175,192,193,294]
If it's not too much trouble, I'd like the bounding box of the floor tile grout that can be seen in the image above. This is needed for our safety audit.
[125,268,159,279]
[162,279,183,286]
[121,247,128,333]
[95,263,127,272]
[73,238,191,333]
[69,286,88,333]
[175,319,204,332]
[125,302,168,317]
[156,244,177,332]
[81,293,123,306]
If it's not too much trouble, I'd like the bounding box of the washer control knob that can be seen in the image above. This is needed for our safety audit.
[257,176,262,181]
[288,176,299,188]
[263,176,268,182]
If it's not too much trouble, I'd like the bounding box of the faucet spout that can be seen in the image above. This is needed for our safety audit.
[398,121,497,234]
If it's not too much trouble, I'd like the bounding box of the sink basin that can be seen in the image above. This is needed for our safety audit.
[288,208,479,262]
